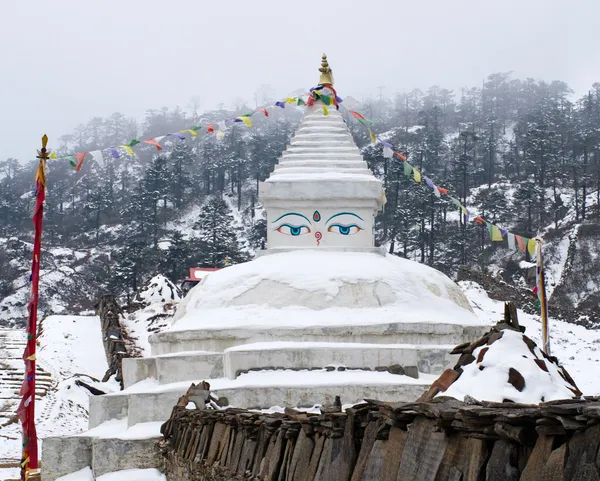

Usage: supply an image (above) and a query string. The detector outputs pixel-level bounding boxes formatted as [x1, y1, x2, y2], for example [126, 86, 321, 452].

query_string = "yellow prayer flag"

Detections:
[491, 225, 503, 241]
[369, 130, 377, 144]
[180, 129, 198, 137]
[528, 238, 537, 255]
[322, 105, 329, 116]
[285, 97, 297, 104]
[237, 116, 253, 127]
[50, 152, 57, 159]
[216, 130, 225, 140]
[120, 145, 135, 156]
[413, 169, 422, 183]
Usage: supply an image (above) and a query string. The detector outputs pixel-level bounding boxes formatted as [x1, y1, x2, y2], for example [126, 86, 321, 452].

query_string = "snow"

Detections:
[172, 250, 481, 331]
[56, 467, 94, 481]
[55, 467, 166, 481]
[460, 280, 600, 396]
[133, 275, 180, 306]
[38, 315, 108, 380]
[441, 329, 576, 403]
[118, 369, 435, 396]
[224, 341, 456, 351]
[97, 469, 166, 481]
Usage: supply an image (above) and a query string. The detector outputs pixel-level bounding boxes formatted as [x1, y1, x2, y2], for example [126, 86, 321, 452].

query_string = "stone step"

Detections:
[273, 165, 371, 175]
[122, 341, 453, 388]
[89, 369, 433, 428]
[42, 421, 162, 481]
[281, 152, 363, 161]
[276, 160, 368, 169]
[222, 342, 456, 379]
[122, 351, 224, 388]
[149, 322, 488, 356]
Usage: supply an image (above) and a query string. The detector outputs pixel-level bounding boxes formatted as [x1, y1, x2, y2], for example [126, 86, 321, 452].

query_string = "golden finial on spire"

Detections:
[318, 53, 334, 86]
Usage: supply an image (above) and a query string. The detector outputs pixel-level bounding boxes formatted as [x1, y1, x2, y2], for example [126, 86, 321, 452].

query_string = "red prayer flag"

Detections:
[350, 110, 366, 120]
[516, 235, 527, 252]
[437, 187, 448, 195]
[260, 108, 269, 117]
[206, 124, 215, 133]
[74, 152, 87, 172]
[395, 151, 407, 161]
[142, 139, 163, 151]
[474, 216, 486, 225]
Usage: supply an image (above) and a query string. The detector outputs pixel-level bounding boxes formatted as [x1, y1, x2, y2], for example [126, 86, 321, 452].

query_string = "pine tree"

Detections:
[193, 197, 247, 267]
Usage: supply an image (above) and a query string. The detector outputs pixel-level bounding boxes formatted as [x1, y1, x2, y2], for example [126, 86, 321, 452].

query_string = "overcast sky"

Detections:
[1, 0, 598, 162]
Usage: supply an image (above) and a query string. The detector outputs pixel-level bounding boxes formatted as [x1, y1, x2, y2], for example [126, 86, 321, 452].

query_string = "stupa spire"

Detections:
[318, 53, 334, 86]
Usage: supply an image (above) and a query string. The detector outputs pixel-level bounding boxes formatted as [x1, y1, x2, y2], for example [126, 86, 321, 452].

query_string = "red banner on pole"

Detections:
[19, 136, 48, 479]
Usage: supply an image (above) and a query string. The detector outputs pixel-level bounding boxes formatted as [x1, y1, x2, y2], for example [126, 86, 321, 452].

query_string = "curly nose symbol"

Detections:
[315, 231, 322, 246]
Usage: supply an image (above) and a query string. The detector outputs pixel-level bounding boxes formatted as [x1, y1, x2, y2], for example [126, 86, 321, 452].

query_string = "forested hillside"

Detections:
[1, 73, 599, 327]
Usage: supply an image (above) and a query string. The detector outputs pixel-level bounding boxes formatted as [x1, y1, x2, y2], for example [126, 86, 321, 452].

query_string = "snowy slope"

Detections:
[0, 315, 119, 467]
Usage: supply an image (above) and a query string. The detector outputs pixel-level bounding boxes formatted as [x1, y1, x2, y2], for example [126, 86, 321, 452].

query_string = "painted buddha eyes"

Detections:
[277, 224, 311, 236]
[328, 224, 362, 236]
[273, 212, 364, 238]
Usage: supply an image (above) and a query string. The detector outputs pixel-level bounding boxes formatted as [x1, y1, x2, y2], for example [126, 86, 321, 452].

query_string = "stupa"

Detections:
[43, 56, 488, 480]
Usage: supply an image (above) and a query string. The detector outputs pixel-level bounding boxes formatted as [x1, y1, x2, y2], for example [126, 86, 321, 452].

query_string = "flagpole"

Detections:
[536, 239, 551, 356]
[19, 135, 49, 480]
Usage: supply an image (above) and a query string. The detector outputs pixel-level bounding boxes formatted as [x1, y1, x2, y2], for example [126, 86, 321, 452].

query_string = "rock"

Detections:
[387, 364, 405, 375]
[508, 368, 525, 392]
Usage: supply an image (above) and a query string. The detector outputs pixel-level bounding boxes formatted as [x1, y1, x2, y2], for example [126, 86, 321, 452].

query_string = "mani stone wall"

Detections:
[159, 396, 600, 481]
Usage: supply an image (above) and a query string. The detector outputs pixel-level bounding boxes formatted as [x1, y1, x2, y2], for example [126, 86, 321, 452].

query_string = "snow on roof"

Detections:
[171, 250, 480, 331]
[440, 328, 581, 404]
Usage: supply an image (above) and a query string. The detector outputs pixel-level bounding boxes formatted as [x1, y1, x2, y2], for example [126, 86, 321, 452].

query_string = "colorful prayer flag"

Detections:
[322, 106, 329, 116]
[285, 97, 296, 104]
[168, 132, 186, 140]
[143, 139, 163, 150]
[124, 139, 140, 148]
[107, 148, 120, 159]
[190, 125, 202, 132]
[413, 169, 421, 183]
[216, 130, 225, 140]
[297, 98, 306, 106]
[516, 235, 527, 252]
[74, 152, 87, 172]
[528, 238, 537, 256]
[260, 108, 269, 117]
[180, 129, 198, 137]
[383, 146, 393, 159]
[403, 162, 413, 178]
[437, 187, 448, 195]
[120, 145, 135, 156]
[206, 124, 215, 133]
[474, 216, 486, 225]
[275, 101, 285, 108]
[350, 110, 366, 120]
[369, 130, 377, 144]
[237, 116, 253, 127]
[395, 151, 407, 161]
[491, 224, 503, 241]
[507, 232, 516, 250]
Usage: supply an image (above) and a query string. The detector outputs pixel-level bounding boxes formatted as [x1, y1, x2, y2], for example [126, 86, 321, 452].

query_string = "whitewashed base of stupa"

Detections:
[43, 321, 487, 480]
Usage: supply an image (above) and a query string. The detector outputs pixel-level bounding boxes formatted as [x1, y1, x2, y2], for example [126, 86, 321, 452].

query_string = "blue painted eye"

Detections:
[327, 224, 362, 236]
[276, 224, 311, 236]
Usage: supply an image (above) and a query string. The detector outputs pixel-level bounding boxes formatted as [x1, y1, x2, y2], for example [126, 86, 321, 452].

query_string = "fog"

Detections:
[1, 0, 598, 161]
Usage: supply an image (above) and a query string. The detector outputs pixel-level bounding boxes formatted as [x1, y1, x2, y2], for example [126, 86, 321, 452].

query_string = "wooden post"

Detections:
[19, 135, 49, 479]
[536, 239, 550, 355]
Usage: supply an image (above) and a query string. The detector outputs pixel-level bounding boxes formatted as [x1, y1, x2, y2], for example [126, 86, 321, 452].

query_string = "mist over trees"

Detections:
[1, 73, 599, 302]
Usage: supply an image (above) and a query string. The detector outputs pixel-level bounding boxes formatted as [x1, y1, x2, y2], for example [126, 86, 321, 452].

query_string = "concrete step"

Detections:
[149, 322, 488, 356]
[89, 369, 433, 428]
[123, 341, 455, 387]
[122, 351, 224, 388]
[222, 342, 456, 379]
[42, 421, 162, 481]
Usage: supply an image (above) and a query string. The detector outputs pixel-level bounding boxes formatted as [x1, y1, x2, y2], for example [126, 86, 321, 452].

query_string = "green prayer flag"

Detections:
[320, 94, 331, 105]
[126, 139, 140, 147]
[68, 156, 76, 168]
[297, 98, 305, 106]
[191, 125, 202, 131]
[403, 161, 413, 178]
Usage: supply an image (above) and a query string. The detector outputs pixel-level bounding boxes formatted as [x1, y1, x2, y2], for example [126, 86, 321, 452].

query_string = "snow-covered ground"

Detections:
[460, 280, 600, 396]
[0, 315, 119, 477]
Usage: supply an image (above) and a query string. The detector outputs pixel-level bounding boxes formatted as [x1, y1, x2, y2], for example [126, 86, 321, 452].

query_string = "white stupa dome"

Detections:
[171, 250, 477, 332]
[168, 55, 482, 335]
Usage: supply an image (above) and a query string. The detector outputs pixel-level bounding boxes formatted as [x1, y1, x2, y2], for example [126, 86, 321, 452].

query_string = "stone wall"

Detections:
[96, 295, 131, 386]
[160, 397, 600, 481]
